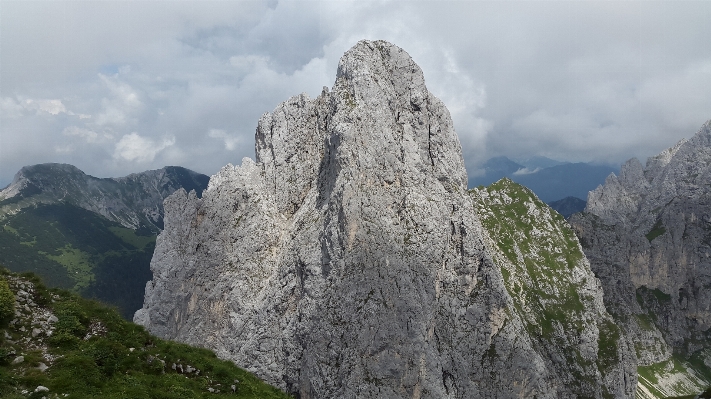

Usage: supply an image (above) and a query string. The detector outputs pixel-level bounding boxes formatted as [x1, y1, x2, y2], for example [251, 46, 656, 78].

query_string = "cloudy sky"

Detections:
[2, 1, 710, 187]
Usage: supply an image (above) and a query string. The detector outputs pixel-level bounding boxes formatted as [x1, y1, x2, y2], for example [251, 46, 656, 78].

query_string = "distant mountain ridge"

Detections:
[469, 156, 618, 203]
[516, 155, 568, 170]
[0, 163, 210, 318]
[548, 196, 587, 218]
[0, 163, 209, 232]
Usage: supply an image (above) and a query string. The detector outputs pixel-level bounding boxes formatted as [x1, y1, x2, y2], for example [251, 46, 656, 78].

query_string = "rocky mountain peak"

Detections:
[572, 119, 711, 397]
[136, 40, 633, 398]
[586, 119, 711, 226]
[1, 163, 83, 199]
[252, 40, 466, 217]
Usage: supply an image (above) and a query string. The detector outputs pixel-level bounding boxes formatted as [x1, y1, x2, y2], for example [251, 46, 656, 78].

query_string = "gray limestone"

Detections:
[572, 120, 711, 364]
[136, 40, 632, 398]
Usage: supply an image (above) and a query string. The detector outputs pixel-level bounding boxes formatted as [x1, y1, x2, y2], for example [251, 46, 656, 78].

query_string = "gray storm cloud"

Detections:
[1, 1, 710, 186]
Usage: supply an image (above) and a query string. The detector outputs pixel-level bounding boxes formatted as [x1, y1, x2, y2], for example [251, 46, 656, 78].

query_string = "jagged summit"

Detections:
[136, 40, 633, 398]
[572, 119, 711, 397]
[586, 119, 711, 226]
[250, 40, 467, 217]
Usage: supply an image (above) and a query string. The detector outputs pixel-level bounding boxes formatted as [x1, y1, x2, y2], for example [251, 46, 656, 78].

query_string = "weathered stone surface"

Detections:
[571, 120, 711, 396]
[136, 40, 632, 398]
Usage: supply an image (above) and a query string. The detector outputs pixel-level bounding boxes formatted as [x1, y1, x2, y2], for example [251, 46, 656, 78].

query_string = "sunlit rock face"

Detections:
[136, 40, 634, 399]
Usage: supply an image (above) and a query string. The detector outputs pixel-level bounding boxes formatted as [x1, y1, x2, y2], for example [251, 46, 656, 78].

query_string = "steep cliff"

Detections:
[571, 120, 711, 397]
[136, 40, 633, 398]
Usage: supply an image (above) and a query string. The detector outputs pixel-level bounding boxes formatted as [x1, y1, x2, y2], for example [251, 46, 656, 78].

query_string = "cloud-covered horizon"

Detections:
[2, 1, 711, 186]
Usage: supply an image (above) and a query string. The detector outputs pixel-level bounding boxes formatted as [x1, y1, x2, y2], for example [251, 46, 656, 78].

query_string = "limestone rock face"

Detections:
[136, 40, 632, 398]
[571, 120, 711, 395]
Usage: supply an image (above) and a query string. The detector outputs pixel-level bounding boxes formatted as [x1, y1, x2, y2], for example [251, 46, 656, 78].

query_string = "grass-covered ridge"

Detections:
[637, 354, 711, 399]
[471, 179, 589, 324]
[0, 269, 291, 399]
[471, 178, 624, 396]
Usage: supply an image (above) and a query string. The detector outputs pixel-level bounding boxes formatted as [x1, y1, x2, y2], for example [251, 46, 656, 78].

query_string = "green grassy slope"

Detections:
[0, 270, 291, 399]
[471, 178, 625, 397]
[0, 203, 155, 319]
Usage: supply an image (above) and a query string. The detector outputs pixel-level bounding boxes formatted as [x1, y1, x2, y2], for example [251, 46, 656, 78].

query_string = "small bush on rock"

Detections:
[0, 278, 14, 325]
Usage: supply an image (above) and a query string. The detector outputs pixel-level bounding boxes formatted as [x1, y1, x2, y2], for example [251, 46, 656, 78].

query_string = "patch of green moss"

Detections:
[635, 313, 656, 331]
[597, 319, 621, 372]
[637, 355, 711, 399]
[342, 90, 357, 109]
[2, 225, 18, 236]
[637, 285, 672, 304]
[0, 278, 14, 325]
[46, 245, 95, 290]
[646, 219, 666, 242]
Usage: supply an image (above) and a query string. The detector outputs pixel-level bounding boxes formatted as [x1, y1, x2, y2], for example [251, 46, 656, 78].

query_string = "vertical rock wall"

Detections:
[571, 121, 711, 396]
[136, 40, 633, 398]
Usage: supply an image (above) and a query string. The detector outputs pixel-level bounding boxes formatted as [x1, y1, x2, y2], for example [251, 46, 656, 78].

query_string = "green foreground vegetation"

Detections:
[0, 270, 290, 399]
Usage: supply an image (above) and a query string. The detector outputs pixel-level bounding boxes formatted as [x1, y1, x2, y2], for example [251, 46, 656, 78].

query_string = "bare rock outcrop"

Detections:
[571, 120, 711, 396]
[136, 40, 633, 398]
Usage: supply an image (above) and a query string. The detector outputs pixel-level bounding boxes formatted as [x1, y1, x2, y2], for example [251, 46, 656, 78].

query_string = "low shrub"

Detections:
[0, 278, 14, 325]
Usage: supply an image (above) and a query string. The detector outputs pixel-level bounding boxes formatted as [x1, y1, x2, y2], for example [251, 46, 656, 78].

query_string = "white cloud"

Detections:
[512, 167, 541, 176]
[1, 96, 92, 120]
[95, 74, 142, 126]
[16, 98, 68, 115]
[54, 144, 73, 154]
[208, 129, 240, 151]
[63, 126, 99, 143]
[229, 55, 269, 73]
[113, 133, 175, 163]
[36, 99, 67, 115]
[2, 0, 711, 186]
[0, 97, 24, 118]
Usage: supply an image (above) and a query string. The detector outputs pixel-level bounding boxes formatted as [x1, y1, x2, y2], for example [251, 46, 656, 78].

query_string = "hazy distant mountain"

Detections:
[471, 156, 525, 186]
[516, 155, 568, 170]
[469, 156, 618, 202]
[514, 162, 619, 202]
[548, 196, 587, 218]
[0, 163, 210, 318]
